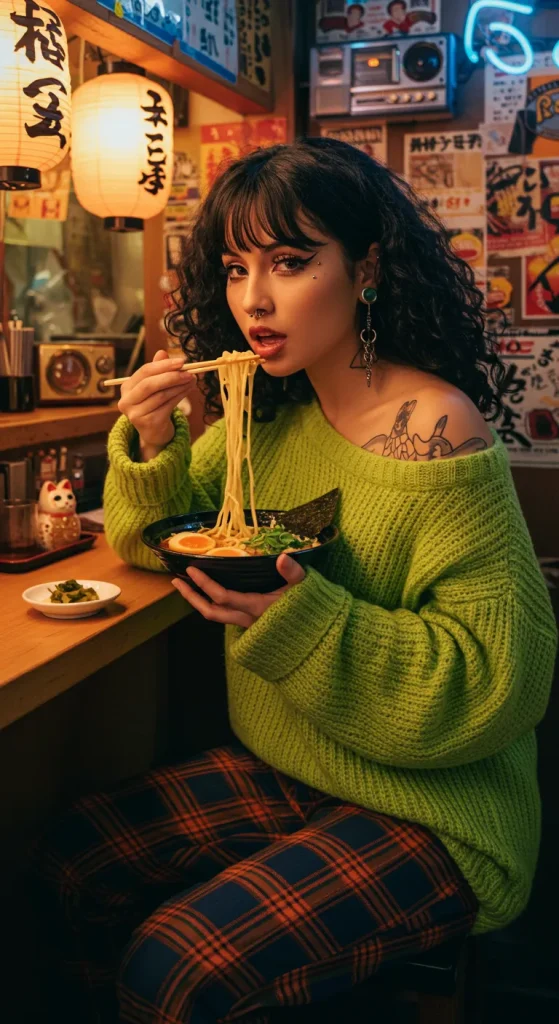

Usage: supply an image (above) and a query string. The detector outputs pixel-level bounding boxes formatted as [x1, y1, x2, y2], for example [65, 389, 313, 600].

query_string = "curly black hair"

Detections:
[167, 136, 509, 422]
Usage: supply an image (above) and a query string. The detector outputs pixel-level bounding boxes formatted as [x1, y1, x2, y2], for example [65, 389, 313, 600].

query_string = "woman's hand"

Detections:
[171, 553, 306, 628]
[118, 349, 194, 461]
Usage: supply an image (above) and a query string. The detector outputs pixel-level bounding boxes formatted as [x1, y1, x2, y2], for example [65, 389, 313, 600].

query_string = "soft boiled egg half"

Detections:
[166, 532, 248, 556]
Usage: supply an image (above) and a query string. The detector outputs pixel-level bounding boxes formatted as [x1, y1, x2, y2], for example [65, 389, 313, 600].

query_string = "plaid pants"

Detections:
[32, 744, 478, 1024]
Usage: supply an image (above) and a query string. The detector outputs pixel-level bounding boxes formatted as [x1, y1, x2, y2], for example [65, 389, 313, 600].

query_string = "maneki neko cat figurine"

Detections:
[37, 479, 81, 550]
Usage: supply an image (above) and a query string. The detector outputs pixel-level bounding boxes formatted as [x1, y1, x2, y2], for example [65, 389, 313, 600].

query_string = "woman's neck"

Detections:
[305, 333, 394, 428]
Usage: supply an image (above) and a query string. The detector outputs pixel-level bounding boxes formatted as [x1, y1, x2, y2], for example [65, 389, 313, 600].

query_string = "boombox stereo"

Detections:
[36, 342, 116, 404]
[310, 34, 457, 120]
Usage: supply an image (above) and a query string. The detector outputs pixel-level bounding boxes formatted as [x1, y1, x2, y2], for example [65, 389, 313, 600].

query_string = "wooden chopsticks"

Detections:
[102, 352, 263, 387]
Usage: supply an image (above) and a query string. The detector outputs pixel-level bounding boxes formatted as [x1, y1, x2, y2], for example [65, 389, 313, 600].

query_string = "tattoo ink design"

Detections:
[362, 400, 489, 460]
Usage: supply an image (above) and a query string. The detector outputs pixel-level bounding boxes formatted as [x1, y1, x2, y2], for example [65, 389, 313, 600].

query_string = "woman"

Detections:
[36, 138, 556, 1024]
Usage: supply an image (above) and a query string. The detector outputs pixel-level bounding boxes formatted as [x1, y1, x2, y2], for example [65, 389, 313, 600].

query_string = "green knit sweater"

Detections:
[104, 399, 557, 934]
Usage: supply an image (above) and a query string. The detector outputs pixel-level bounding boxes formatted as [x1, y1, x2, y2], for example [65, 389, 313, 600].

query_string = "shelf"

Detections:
[51, 0, 273, 114]
[0, 403, 120, 452]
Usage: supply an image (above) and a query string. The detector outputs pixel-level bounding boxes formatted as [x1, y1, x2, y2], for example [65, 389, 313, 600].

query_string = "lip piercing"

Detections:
[312, 275, 317, 279]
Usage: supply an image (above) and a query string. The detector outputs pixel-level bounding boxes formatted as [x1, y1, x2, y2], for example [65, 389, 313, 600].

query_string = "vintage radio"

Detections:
[35, 342, 116, 404]
[310, 34, 457, 120]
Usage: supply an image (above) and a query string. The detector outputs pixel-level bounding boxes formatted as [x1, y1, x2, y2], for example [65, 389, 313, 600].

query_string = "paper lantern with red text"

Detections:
[0, 0, 71, 190]
[71, 61, 173, 231]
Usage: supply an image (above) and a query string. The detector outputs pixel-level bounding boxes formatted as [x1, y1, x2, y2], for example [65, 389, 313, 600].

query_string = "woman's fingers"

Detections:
[186, 567, 266, 616]
[172, 577, 255, 629]
[121, 369, 193, 408]
[124, 382, 192, 426]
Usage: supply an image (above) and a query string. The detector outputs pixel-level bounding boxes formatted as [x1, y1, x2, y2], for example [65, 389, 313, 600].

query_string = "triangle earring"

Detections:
[358, 287, 378, 387]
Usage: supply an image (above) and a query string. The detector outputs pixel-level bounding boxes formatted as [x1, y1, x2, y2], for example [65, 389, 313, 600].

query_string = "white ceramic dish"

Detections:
[22, 580, 121, 619]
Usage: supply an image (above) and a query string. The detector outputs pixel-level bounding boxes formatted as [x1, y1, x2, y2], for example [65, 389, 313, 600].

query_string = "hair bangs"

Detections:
[218, 167, 324, 254]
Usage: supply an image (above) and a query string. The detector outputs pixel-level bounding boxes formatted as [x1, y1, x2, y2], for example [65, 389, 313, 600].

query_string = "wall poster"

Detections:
[404, 131, 485, 220]
[200, 118, 287, 197]
[481, 53, 559, 159]
[237, 0, 272, 91]
[319, 124, 387, 163]
[315, 0, 440, 44]
[494, 333, 559, 465]
[486, 156, 553, 256]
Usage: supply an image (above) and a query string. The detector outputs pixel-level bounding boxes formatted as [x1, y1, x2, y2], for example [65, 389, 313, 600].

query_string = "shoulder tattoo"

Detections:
[362, 399, 489, 460]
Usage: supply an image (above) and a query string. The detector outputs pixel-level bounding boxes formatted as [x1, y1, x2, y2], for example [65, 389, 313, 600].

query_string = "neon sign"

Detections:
[463, 1, 559, 76]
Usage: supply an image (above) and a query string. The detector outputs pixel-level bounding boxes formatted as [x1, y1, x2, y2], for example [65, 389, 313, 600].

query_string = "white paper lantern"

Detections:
[71, 62, 173, 231]
[0, 0, 72, 190]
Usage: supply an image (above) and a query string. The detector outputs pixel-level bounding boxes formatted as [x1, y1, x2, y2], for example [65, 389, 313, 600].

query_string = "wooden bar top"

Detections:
[0, 535, 191, 730]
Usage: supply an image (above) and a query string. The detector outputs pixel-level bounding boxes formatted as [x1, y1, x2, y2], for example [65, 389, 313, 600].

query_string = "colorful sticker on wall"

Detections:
[97, 0, 144, 31]
[494, 332, 559, 465]
[447, 219, 487, 293]
[404, 132, 484, 223]
[237, 0, 272, 91]
[315, 0, 440, 44]
[487, 265, 515, 326]
[7, 164, 71, 222]
[522, 241, 559, 320]
[163, 126, 201, 271]
[319, 124, 387, 164]
[200, 118, 286, 197]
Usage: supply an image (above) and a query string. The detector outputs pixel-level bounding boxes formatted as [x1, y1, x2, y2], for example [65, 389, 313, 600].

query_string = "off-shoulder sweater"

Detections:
[104, 399, 557, 934]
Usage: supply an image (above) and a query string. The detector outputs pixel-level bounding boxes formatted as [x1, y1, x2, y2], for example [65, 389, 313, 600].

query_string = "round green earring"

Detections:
[361, 286, 377, 303]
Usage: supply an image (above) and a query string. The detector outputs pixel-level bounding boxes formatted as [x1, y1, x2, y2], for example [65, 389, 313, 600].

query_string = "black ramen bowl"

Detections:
[142, 510, 339, 594]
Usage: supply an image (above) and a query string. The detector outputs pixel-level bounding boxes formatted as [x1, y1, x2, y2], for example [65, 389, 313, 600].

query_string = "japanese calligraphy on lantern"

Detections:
[319, 124, 387, 164]
[200, 118, 286, 196]
[494, 333, 559, 465]
[180, 0, 238, 84]
[1, 0, 72, 183]
[404, 132, 485, 222]
[315, 0, 440, 44]
[485, 156, 559, 255]
[138, 88, 169, 197]
[237, 0, 271, 91]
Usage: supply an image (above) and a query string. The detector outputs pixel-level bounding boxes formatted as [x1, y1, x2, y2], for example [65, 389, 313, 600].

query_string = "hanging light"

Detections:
[0, 0, 72, 190]
[71, 60, 173, 231]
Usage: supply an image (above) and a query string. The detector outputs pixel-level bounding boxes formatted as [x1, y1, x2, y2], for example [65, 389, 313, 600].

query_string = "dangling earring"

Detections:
[359, 286, 378, 388]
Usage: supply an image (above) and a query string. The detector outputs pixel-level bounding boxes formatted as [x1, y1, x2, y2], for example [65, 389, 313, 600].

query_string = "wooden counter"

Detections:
[0, 402, 120, 451]
[0, 534, 191, 730]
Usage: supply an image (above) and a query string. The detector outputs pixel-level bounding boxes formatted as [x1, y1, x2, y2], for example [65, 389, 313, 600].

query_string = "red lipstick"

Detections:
[248, 326, 287, 359]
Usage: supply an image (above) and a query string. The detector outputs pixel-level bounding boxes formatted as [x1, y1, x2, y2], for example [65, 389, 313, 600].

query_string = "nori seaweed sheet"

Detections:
[277, 488, 339, 537]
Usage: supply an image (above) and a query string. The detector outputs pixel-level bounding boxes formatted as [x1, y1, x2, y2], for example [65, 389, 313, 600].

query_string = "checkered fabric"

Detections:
[32, 744, 478, 1023]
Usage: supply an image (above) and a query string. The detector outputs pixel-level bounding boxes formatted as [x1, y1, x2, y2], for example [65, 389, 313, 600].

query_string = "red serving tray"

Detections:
[0, 532, 97, 573]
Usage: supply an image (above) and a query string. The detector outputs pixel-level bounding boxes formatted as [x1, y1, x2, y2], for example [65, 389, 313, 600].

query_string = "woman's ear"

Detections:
[357, 242, 380, 291]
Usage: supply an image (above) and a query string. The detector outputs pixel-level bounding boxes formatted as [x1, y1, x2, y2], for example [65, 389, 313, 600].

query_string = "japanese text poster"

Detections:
[404, 131, 485, 220]
[494, 333, 559, 465]
[315, 0, 440, 44]
[200, 118, 287, 197]
[181, 0, 238, 83]
[483, 158, 552, 260]
[481, 53, 559, 158]
[319, 124, 387, 163]
[237, 0, 271, 91]
[404, 132, 486, 291]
